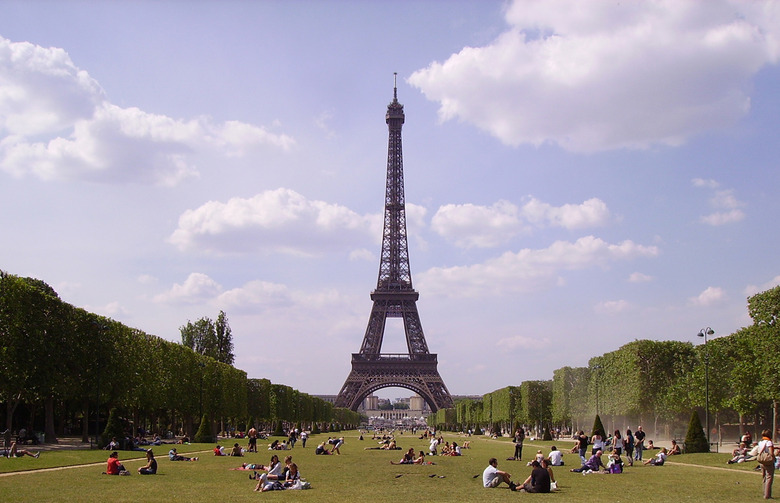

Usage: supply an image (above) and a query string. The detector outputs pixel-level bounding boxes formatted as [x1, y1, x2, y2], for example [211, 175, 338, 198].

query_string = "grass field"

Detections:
[0, 431, 769, 502]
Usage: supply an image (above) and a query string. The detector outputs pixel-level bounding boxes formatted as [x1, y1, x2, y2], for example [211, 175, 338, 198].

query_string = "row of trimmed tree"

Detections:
[0, 271, 360, 445]
[429, 286, 780, 443]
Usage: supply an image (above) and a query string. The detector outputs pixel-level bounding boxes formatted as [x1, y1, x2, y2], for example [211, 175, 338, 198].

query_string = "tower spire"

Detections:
[334, 78, 453, 413]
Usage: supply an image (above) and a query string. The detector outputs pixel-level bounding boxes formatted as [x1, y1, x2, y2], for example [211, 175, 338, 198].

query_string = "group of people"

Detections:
[249, 454, 306, 491]
[483, 457, 556, 493]
[314, 437, 344, 455]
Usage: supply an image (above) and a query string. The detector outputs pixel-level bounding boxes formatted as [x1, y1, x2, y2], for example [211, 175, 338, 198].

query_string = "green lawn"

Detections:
[0, 432, 768, 502]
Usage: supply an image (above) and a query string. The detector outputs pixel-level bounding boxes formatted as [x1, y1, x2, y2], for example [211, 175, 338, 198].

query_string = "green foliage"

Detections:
[101, 408, 124, 449]
[684, 410, 709, 453]
[748, 285, 780, 326]
[194, 414, 213, 443]
[591, 414, 605, 437]
[273, 420, 285, 436]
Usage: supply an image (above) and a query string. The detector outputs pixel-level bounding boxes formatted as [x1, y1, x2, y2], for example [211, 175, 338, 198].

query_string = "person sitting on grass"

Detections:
[570, 449, 606, 473]
[391, 447, 416, 465]
[259, 462, 302, 491]
[728, 443, 749, 464]
[483, 457, 516, 490]
[254, 455, 292, 491]
[230, 443, 243, 456]
[516, 460, 551, 493]
[606, 451, 624, 473]
[138, 449, 157, 475]
[644, 447, 667, 466]
[449, 442, 462, 456]
[315, 441, 331, 455]
[168, 447, 198, 461]
[213, 445, 227, 456]
[547, 446, 564, 466]
[668, 440, 682, 455]
[1, 441, 40, 458]
[105, 451, 129, 475]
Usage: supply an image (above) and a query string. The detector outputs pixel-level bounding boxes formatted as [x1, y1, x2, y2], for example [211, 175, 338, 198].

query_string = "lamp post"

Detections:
[697, 327, 714, 447]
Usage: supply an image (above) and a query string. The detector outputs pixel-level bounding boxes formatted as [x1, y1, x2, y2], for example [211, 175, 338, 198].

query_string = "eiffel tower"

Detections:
[335, 75, 454, 412]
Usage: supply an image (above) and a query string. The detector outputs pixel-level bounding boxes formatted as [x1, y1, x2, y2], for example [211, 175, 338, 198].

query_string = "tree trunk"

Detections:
[44, 396, 58, 444]
[81, 401, 90, 443]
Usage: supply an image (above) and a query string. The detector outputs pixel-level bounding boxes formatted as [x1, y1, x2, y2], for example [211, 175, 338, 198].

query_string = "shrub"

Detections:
[194, 414, 213, 443]
[684, 411, 709, 453]
[591, 414, 606, 438]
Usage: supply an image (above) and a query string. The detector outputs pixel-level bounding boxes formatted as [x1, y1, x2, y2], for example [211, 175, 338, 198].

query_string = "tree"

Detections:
[684, 410, 709, 453]
[591, 414, 606, 438]
[181, 311, 235, 365]
[748, 285, 780, 326]
[181, 317, 216, 358]
[215, 310, 235, 365]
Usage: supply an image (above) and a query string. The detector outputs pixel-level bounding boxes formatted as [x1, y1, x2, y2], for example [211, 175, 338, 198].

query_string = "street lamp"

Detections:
[697, 327, 714, 447]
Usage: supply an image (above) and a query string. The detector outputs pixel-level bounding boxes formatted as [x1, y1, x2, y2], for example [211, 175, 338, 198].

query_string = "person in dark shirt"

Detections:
[518, 461, 551, 493]
[138, 449, 158, 474]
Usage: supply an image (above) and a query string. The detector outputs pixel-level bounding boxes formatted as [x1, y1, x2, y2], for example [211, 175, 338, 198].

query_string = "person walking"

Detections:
[513, 428, 525, 460]
[624, 429, 635, 466]
[757, 429, 775, 499]
[634, 426, 646, 462]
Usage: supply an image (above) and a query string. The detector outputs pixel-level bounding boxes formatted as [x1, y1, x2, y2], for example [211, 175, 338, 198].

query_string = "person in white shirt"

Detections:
[483, 457, 516, 490]
[643, 447, 667, 466]
[547, 446, 564, 466]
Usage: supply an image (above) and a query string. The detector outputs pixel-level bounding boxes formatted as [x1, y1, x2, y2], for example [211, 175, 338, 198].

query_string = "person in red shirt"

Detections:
[106, 451, 127, 475]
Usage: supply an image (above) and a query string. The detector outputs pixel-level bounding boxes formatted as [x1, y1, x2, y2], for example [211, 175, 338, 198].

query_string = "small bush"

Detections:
[684, 410, 709, 453]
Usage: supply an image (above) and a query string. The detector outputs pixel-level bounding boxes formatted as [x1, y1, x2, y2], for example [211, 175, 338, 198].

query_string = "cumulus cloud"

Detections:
[521, 197, 610, 229]
[431, 197, 610, 248]
[628, 272, 653, 283]
[0, 36, 293, 185]
[169, 188, 378, 255]
[431, 200, 521, 248]
[153, 272, 223, 304]
[217, 280, 293, 313]
[689, 286, 726, 307]
[418, 235, 659, 297]
[408, 0, 779, 152]
[692, 178, 720, 189]
[694, 179, 746, 225]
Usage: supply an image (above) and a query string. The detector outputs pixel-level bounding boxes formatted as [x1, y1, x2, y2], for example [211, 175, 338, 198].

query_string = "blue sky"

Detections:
[2, 0, 779, 400]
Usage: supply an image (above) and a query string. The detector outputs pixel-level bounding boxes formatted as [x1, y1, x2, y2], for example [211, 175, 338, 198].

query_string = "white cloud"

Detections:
[408, 0, 779, 152]
[0, 37, 103, 136]
[692, 178, 720, 189]
[628, 272, 653, 283]
[521, 197, 610, 229]
[744, 275, 780, 296]
[418, 235, 659, 297]
[595, 299, 631, 314]
[153, 272, 223, 304]
[689, 286, 726, 307]
[217, 280, 293, 313]
[697, 186, 746, 226]
[431, 200, 521, 248]
[0, 36, 293, 185]
[169, 188, 377, 255]
[431, 197, 610, 248]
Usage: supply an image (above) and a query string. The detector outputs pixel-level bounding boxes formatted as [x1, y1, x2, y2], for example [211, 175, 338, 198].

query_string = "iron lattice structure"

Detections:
[335, 77, 454, 412]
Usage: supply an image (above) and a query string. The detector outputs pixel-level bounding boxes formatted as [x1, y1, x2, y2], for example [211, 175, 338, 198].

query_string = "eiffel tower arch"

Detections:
[335, 75, 453, 412]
